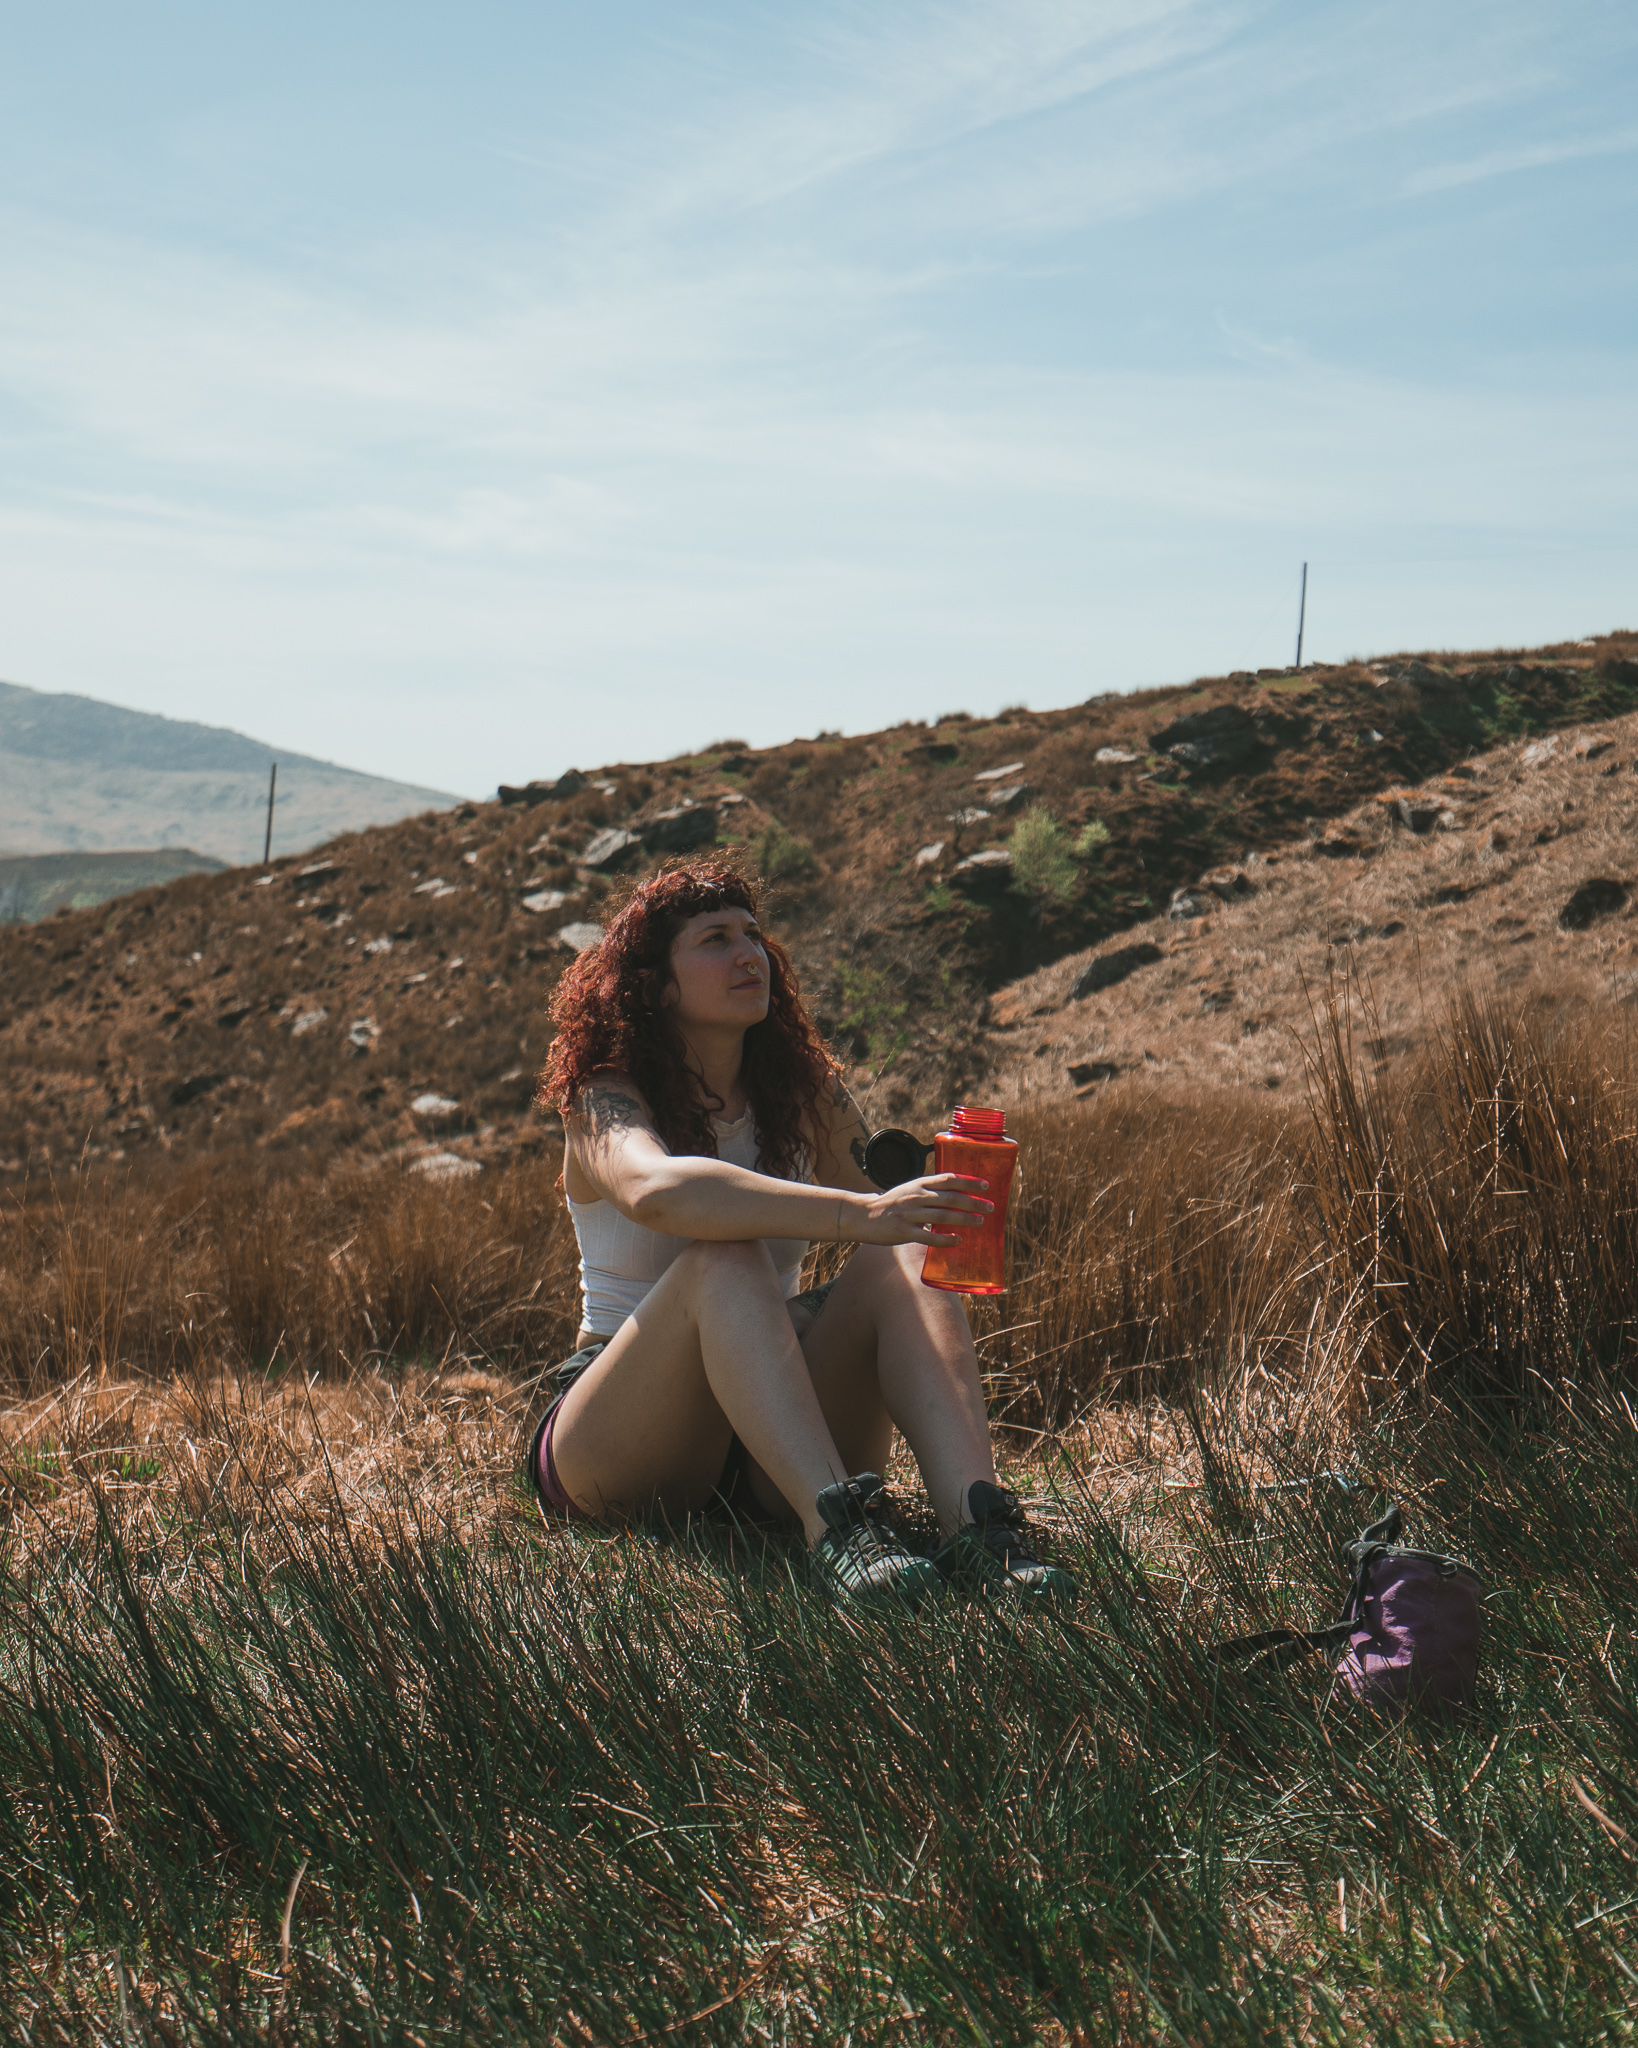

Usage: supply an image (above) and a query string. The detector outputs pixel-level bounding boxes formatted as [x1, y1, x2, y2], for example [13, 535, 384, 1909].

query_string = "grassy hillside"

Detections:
[0, 630, 1634, 1180]
[0, 677, 457, 863]
[0, 847, 226, 924]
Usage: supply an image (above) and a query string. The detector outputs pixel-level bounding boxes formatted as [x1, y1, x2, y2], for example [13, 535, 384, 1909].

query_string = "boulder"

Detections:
[413, 1151, 482, 1179]
[1521, 735, 1559, 768]
[948, 806, 991, 828]
[641, 804, 717, 855]
[499, 768, 589, 807]
[915, 842, 945, 868]
[1168, 888, 1211, 920]
[1394, 798, 1444, 834]
[556, 921, 605, 952]
[974, 761, 1026, 783]
[1200, 868, 1254, 902]
[952, 848, 1013, 891]
[988, 783, 1033, 814]
[1149, 702, 1264, 772]
[1559, 879, 1628, 931]
[521, 888, 569, 914]
[1095, 746, 1138, 764]
[1069, 942, 1163, 1000]
[582, 827, 641, 872]
[169, 1073, 223, 1107]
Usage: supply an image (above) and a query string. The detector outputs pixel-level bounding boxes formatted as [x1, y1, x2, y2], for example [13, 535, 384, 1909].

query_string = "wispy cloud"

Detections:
[0, 1, 1633, 790]
[1405, 125, 1638, 195]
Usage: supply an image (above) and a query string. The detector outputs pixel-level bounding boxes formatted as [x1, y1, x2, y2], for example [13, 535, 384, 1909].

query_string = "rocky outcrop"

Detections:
[1394, 797, 1449, 834]
[1148, 701, 1306, 774]
[499, 769, 589, 807]
[986, 783, 1033, 814]
[952, 849, 1013, 892]
[641, 804, 717, 855]
[582, 827, 642, 872]
[1068, 1060, 1120, 1086]
[1069, 942, 1162, 1000]
[1559, 879, 1628, 930]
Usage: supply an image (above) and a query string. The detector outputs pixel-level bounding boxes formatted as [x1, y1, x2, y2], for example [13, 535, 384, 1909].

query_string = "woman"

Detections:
[528, 857, 1071, 1606]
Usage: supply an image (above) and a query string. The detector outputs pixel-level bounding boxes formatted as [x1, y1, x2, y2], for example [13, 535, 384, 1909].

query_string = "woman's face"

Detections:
[664, 905, 771, 1033]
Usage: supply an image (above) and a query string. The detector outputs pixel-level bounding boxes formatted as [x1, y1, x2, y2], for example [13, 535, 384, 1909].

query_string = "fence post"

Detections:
[263, 763, 277, 865]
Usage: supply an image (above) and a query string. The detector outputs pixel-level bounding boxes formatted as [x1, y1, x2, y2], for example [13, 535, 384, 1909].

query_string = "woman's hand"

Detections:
[852, 1174, 993, 1247]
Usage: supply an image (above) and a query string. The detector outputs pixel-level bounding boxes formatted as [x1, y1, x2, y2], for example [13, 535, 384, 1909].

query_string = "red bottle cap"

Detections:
[949, 1105, 1006, 1139]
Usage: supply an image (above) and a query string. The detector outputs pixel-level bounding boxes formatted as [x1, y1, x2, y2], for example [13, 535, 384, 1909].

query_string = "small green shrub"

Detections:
[1074, 819, 1110, 857]
[1010, 806, 1078, 904]
[747, 821, 817, 883]
[835, 961, 909, 1070]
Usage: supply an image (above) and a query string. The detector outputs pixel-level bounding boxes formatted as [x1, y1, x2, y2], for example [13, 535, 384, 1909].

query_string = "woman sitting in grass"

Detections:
[528, 856, 1072, 1606]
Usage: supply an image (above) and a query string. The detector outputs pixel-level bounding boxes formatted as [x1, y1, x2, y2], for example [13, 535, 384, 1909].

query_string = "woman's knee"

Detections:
[864, 1239, 939, 1289]
[673, 1237, 780, 1290]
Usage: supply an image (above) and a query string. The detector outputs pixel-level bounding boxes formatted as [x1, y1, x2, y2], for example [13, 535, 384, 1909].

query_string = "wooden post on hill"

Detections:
[263, 763, 277, 866]
[1295, 562, 1308, 669]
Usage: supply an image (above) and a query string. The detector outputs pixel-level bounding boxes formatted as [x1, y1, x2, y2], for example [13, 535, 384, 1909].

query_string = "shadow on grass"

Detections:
[4, 1389, 1638, 2043]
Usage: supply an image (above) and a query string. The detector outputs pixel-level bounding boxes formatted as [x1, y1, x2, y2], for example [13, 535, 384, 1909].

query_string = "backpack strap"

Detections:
[1211, 1502, 1407, 1670]
[1211, 1621, 1355, 1670]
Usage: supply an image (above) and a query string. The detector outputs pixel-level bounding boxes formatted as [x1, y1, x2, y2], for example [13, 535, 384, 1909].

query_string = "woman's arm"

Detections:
[568, 1076, 986, 1248]
[808, 1076, 879, 1195]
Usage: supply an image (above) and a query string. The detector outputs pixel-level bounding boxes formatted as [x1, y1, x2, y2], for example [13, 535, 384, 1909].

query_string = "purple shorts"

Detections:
[529, 1393, 593, 1521]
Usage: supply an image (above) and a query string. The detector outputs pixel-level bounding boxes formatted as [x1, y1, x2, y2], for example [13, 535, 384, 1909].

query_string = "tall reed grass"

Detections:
[4, 1389, 1638, 2040]
[5, 990, 1636, 1423]
[4, 990, 1638, 2037]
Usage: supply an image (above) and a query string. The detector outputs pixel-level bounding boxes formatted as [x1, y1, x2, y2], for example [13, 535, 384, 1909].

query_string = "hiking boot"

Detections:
[810, 1474, 943, 1609]
[934, 1481, 1078, 1600]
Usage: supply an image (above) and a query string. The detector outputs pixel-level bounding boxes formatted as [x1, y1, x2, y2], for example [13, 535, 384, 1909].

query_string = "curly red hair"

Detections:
[539, 857, 838, 1179]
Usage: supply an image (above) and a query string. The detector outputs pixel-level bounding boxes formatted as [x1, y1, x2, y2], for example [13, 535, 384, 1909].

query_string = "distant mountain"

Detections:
[0, 679, 458, 864]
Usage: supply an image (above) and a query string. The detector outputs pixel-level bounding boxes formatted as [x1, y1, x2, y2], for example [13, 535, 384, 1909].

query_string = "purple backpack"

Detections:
[1215, 1504, 1483, 1713]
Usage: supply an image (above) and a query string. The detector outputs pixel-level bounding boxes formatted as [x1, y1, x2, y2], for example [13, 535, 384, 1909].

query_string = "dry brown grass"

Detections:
[0, 1152, 581, 1394]
[5, 984, 1634, 1559]
[4, 990, 1638, 2041]
[993, 703, 1638, 1104]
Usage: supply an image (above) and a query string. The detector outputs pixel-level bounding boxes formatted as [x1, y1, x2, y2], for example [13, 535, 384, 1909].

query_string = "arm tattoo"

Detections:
[831, 1075, 872, 1180]
[575, 1085, 647, 1138]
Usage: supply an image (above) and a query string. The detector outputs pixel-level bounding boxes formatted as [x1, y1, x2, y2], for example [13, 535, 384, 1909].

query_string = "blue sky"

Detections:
[1, 2, 1634, 796]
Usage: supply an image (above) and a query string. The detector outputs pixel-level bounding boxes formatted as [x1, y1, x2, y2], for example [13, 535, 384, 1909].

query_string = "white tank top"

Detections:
[567, 1107, 810, 1338]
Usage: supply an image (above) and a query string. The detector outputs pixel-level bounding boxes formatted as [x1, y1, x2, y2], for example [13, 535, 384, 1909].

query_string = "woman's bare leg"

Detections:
[548, 1238, 846, 1542]
[749, 1242, 998, 1536]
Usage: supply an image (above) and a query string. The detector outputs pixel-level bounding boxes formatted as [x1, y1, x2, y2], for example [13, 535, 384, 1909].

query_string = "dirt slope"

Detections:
[2, 629, 1633, 1180]
[988, 709, 1638, 1105]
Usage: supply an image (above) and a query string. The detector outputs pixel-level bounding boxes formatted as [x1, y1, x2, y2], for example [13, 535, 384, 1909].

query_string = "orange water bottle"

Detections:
[920, 1105, 1017, 1296]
